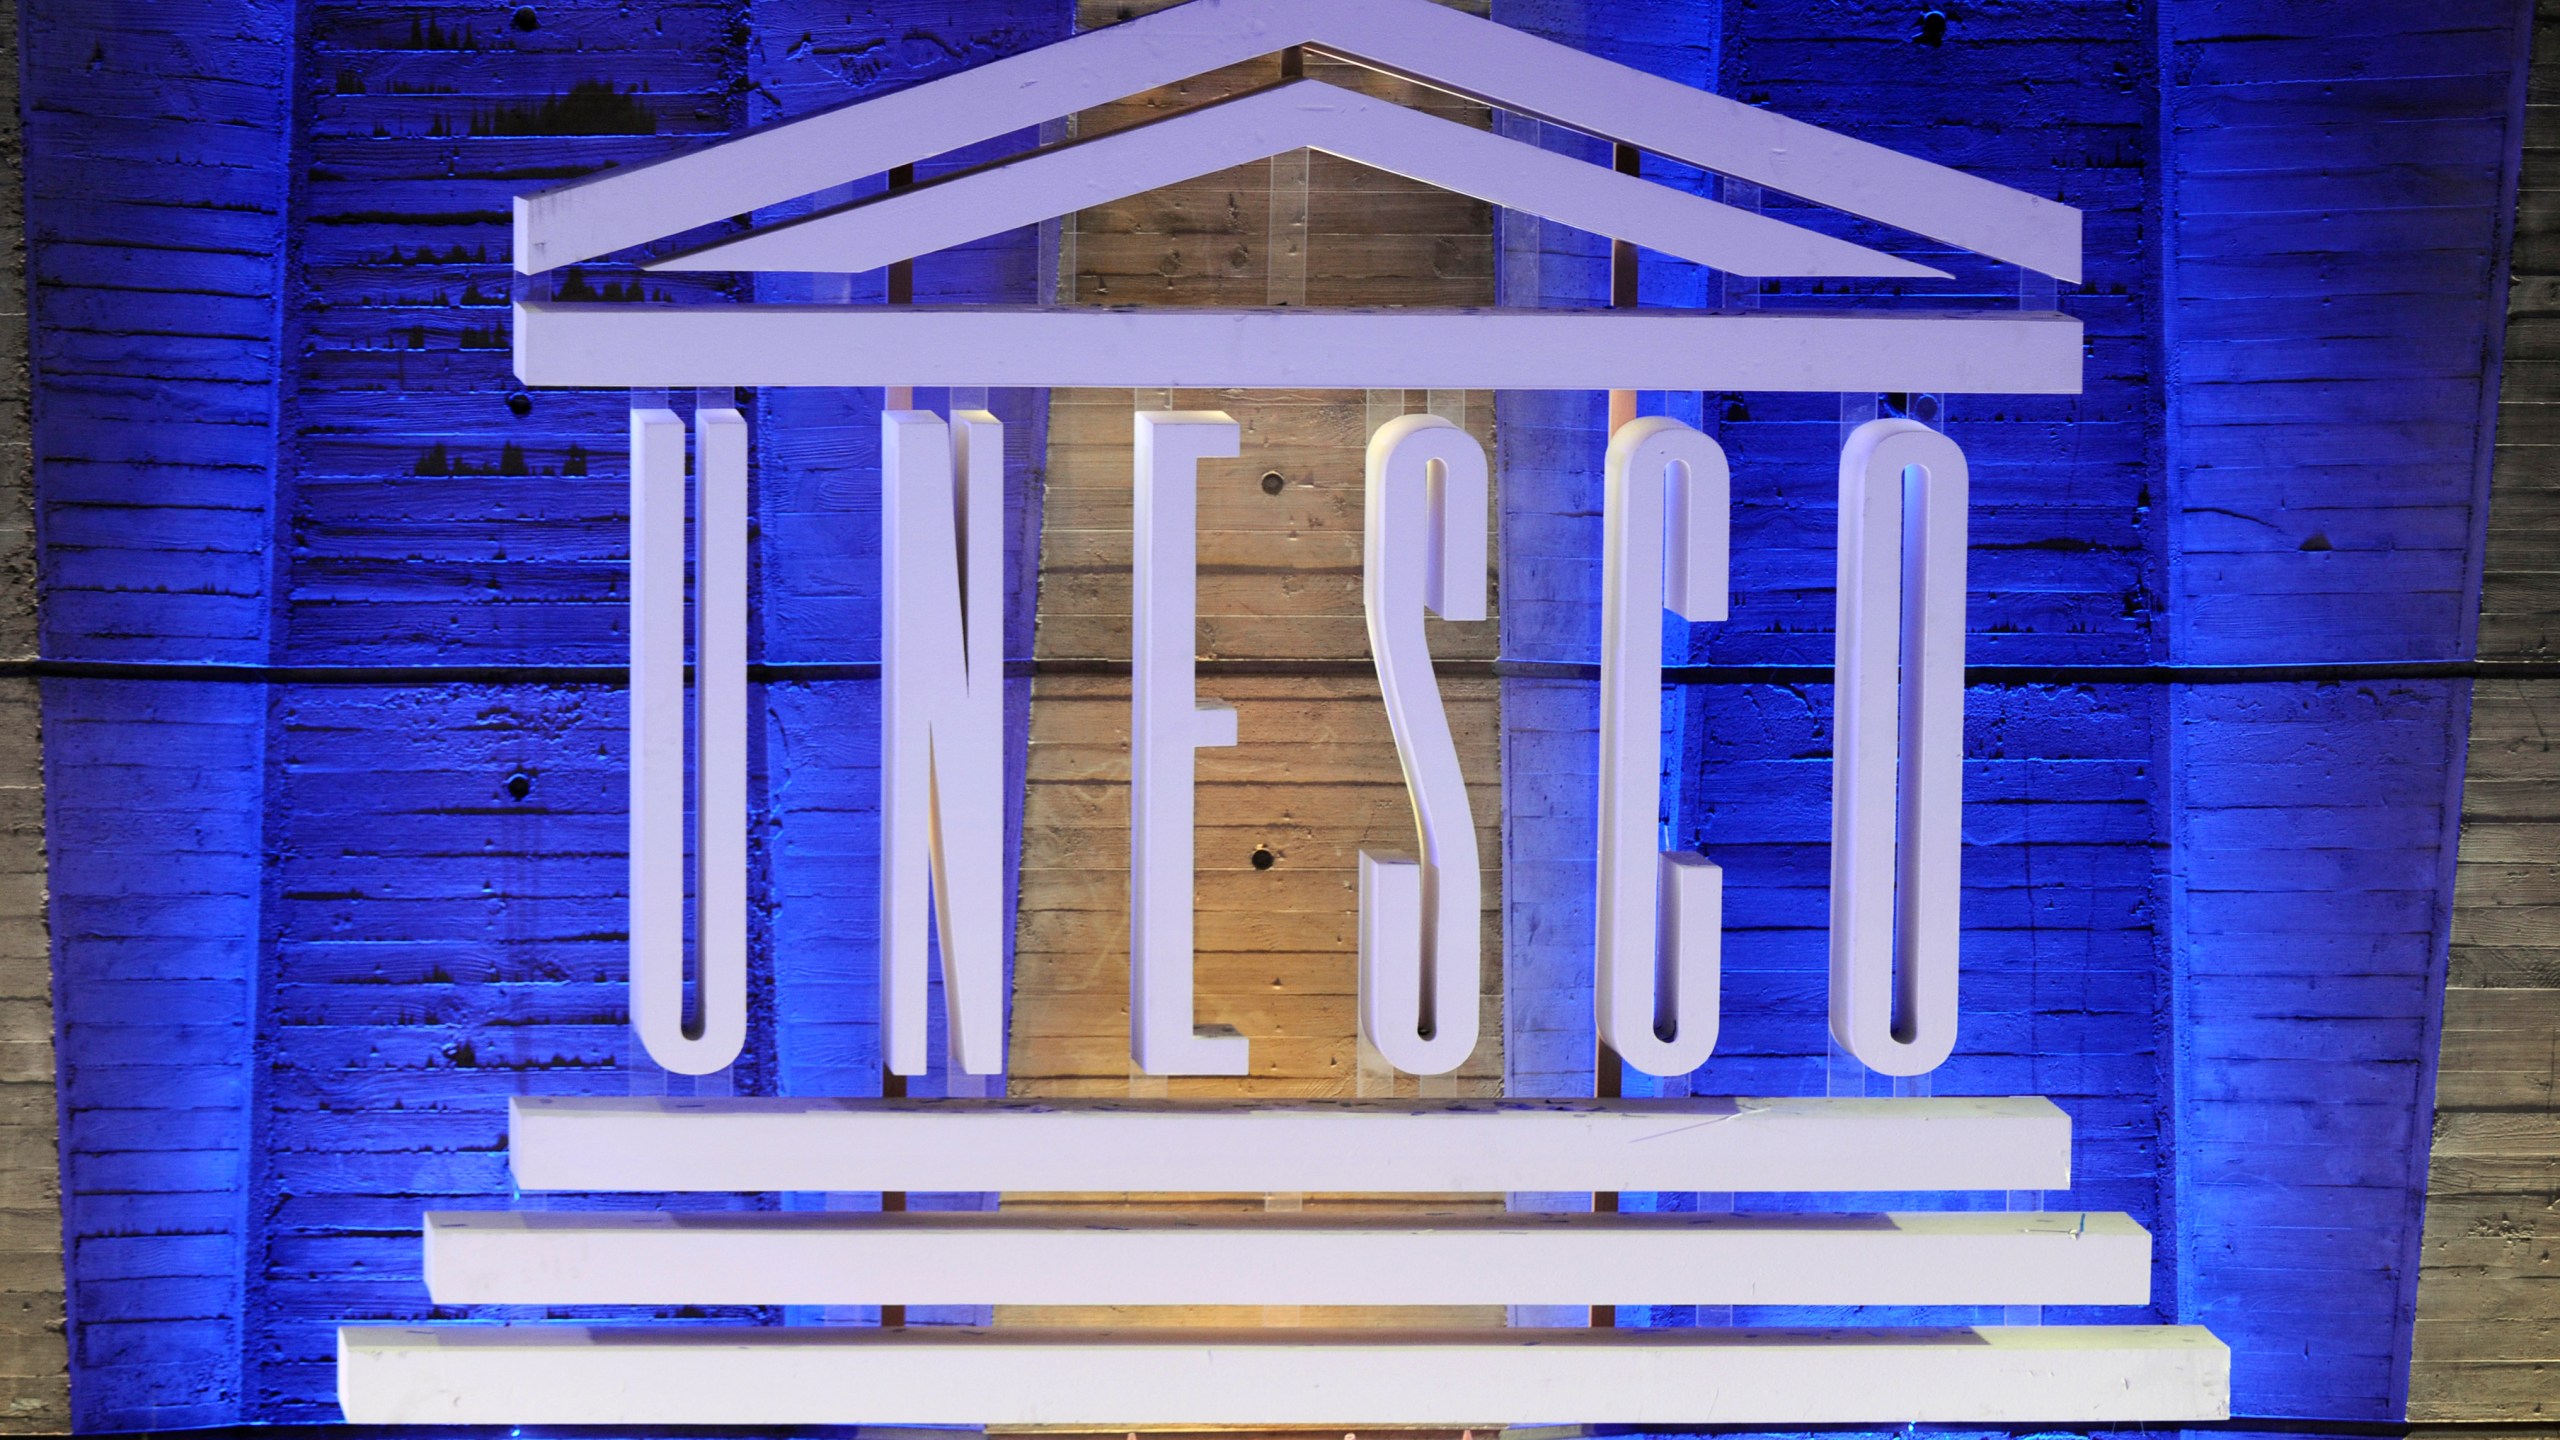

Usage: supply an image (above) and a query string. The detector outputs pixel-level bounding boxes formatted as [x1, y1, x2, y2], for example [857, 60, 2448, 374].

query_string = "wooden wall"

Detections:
[27, 0, 311, 1418]
[0, 0, 66, 1421]
[1000, 0, 1508, 1332]
[2414, 0, 2560, 1416]
[2154, 0, 2530, 1416]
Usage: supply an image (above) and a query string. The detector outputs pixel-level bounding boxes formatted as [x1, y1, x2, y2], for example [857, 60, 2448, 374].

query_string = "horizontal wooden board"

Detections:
[2419, 5, 2560, 1407]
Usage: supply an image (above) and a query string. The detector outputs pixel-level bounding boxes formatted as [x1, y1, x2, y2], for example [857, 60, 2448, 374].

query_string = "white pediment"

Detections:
[513, 0, 2080, 281]
[648, 80, 1945, 280]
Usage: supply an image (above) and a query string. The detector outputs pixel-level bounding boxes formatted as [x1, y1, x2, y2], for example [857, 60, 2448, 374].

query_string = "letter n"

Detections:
[882, 407, 1008, 1076]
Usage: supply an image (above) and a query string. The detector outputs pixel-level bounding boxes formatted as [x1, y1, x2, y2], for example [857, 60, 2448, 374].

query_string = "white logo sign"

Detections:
[337, 0, 2231, 1427]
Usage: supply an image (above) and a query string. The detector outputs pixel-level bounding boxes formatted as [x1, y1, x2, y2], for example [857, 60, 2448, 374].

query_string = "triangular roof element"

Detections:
[648, 80, 1944, 280]
[513, 0, 2080, 281]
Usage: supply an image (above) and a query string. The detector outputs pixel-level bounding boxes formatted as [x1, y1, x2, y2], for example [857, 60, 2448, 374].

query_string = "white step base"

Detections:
[337, 1323, 2230, 1426]
[424, 1208, 2151, 1308]
[508, 1094, 2070, 1194]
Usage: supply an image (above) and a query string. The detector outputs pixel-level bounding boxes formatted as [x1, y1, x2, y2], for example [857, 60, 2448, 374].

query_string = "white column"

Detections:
[1130, 411, 1248, 1076]
[1596, 417, 1729, 1078]
[1358, 414, 1486, 1076]
[881, 409, 1011, 1076]
[1830, 419, 1969, 1077]
[629, 400, 749, 1076]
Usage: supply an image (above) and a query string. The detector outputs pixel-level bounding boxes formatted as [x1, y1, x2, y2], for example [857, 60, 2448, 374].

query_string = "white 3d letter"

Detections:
[1830, 418, 1968, 1077]
[630, 401, 748, 1075]
[1131, 411, 1248, 1076]
[1597, 416, 1728, 1078]
[882, 408, 1009, 1076]
[1358, 415, 1487, 1076]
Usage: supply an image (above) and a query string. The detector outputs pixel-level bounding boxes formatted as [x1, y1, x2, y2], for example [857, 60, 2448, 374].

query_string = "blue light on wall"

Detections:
[25, 0, 2530, 1428]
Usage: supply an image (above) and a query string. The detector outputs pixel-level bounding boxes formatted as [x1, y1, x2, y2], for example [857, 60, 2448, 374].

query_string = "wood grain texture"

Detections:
[0, 0, 63, 1423]
[1059, 0, 1492, 312]
[1004, 2, 1505, 1334]
[22, 0, 291, 1423]
[2414, 1, 2560, 1422]
[0, 678, 57, 1430]
[2146, 0, 2528, 1418]
[2417, 687, 2560, 1348]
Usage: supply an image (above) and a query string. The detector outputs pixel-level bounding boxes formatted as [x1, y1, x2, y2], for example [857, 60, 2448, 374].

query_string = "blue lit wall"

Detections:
[1492, 0, 2525, 1421]
[31, 0, 294, 1420]
[2156, 7, 2525, 1415]
[24, 0, 2531, 1430]
[32, 0, 1062, 1424]
[1495, 0, 2175, 1349]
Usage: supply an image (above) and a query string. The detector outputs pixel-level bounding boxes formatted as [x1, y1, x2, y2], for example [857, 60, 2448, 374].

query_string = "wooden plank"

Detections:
[2427, 34, 2560, 1392]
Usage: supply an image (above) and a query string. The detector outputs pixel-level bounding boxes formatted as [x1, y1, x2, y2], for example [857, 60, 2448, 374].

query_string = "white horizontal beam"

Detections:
[513, 0, 2079, 280]
[651, 81, 1942, 281]
[338, 1323, 2231, 1425]
[508, 1095, 2071, 1194]
[512, 302, 2084, 394]
[424, 1209, 2150, 1308]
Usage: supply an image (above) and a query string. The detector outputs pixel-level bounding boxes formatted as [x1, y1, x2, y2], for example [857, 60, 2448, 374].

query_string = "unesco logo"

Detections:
[337, 0, 2229, 1426]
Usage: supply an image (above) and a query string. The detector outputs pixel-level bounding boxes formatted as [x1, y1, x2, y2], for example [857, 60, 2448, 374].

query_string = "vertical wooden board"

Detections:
[0, 677, 57, 1429]
[0, 0, 60, 1421]
[1006, 11, 1505, 1334]
[2420, 689, 2560, 1416]
[2415, 6, 2560, 1419]
[1039, 387, 1499, 663]
[24, 0, 277, 1422]
[1011, 672, 1502, 1099]
[1063, 1, 1493, 312]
